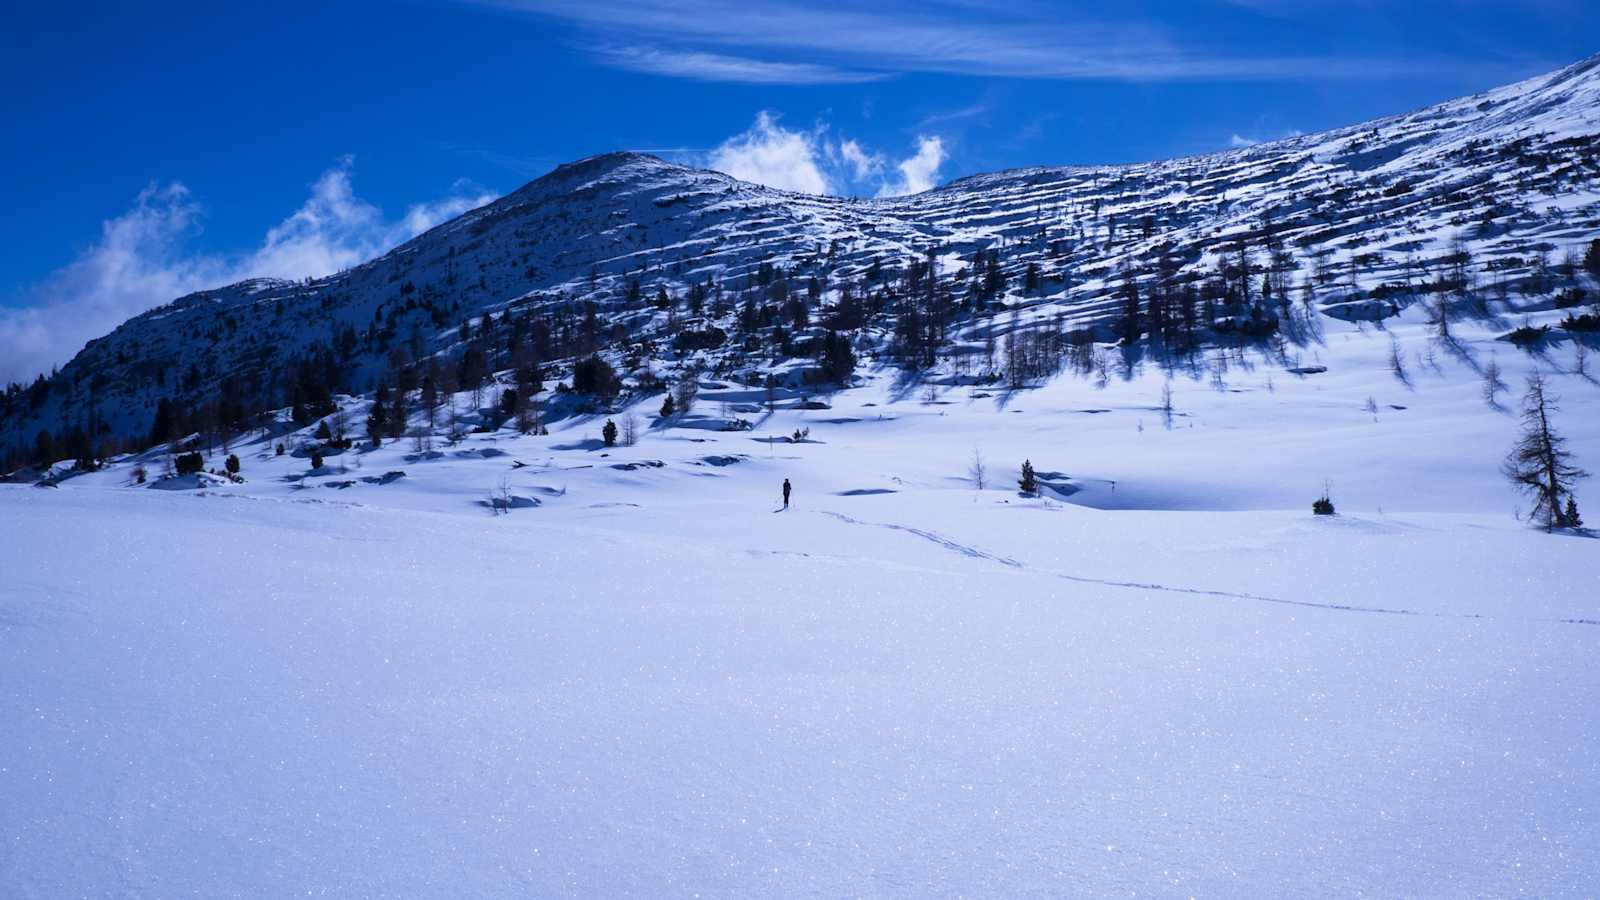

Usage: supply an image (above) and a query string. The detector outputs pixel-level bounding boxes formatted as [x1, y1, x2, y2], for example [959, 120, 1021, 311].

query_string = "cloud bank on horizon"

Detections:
[0, 161, 495, 384]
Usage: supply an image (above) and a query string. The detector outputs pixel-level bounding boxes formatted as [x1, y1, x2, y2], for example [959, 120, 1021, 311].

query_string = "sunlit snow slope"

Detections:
[4, 302, 1599, 895]
[5, 51, 1600, 899]
[5, 53, 1600, 450]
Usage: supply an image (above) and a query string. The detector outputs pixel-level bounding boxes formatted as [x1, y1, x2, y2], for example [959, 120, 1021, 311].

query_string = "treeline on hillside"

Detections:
[4, 233, 1599, 477]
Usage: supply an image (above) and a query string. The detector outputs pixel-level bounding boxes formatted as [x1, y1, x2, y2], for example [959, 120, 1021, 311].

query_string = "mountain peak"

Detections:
[545, 150, 681, 182]
[500, 151, 694, 204]
[5, 51, 1600, 465]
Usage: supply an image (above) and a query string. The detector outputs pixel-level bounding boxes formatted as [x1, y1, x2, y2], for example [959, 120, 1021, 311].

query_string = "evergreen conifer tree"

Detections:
[1503, 374, 1589, 530]
[366, 391, 389, 446]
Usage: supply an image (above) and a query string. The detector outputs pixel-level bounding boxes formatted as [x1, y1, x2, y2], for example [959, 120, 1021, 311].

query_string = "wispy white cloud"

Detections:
[589, 45, 887, 84]
[245, 160, 496, 279]
[0, 159, 496, 383]
[473, 0, 1464, 83]
[877, 136, 947, 197]
[704, 113, 947, 198]
[707, 112, 836, 194]
[398, 185, 498, 242]
[915, 103, 991, 129]
[0, 184, 225, 385]
[838, 139, 884, 180]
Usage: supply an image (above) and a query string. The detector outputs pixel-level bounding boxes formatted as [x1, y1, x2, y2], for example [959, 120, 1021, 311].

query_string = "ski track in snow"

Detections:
[821, 510, 1026, 568]
[820, 510, 1597, 627]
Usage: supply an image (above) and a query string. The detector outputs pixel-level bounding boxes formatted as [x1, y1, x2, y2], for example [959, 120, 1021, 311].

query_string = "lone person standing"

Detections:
[782, 478, 792, 509]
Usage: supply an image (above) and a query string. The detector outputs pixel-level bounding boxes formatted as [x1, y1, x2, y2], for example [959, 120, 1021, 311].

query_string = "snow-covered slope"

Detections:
[4, 340, 1599, 894]
[4, 54, 1599, 461]
[4, 55, 1600, 896]
[8, 265, 1600, 892]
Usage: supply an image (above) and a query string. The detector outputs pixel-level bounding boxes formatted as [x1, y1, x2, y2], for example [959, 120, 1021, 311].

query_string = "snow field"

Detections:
[3, 309, 1598, 896]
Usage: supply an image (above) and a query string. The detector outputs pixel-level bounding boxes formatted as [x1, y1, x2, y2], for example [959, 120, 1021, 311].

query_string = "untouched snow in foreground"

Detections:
[4, 309, 1600, 896]
[4, 499, 1598, 895]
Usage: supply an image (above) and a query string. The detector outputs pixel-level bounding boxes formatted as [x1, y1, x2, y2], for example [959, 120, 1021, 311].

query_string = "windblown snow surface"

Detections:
[4, 308, 1599, 896]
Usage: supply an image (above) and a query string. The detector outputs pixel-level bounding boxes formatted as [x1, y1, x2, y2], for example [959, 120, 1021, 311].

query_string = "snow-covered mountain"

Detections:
[6, 54, 1600, 897]
[4, 53, 1600, 466]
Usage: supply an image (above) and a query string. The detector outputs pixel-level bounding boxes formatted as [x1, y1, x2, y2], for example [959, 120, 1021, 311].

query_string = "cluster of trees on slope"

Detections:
[4, 98, 1599, 486]
[7, 232, 1600, 480]
[9, 72, 1600, 451]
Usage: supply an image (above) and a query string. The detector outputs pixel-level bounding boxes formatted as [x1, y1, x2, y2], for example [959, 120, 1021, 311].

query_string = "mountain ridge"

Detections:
[4, 51, 1600, 471]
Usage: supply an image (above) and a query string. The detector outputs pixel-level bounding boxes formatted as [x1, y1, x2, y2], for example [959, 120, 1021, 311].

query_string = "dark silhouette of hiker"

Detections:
[782, 478, 791, 508]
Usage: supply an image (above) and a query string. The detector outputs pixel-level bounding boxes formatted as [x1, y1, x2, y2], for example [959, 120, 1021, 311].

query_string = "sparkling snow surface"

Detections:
[4, 311, 1598, 896]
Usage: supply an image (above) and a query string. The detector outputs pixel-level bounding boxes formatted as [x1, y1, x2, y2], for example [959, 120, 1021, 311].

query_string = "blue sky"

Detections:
[0, 0, 1594, 380]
